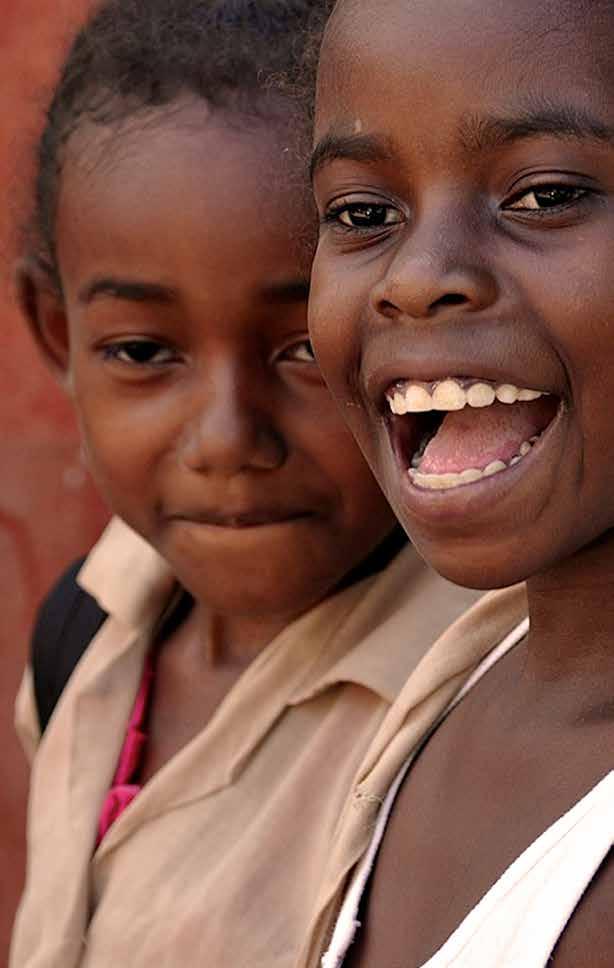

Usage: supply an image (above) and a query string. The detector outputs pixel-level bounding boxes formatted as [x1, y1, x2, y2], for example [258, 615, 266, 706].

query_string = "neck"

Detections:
[191, 606, 297, 669]
[179, 529, 405, 669]
[524, 529, 614, 688]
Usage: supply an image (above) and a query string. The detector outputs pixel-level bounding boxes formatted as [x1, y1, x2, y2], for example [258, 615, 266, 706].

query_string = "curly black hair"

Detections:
[30, 0, 334, 289]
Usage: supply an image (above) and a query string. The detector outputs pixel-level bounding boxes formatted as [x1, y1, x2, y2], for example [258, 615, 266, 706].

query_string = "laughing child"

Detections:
[9, 2, 480, 966]
[308, 0, 614, 965]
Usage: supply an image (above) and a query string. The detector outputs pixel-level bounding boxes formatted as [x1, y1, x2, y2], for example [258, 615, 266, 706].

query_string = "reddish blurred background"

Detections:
[1, 2, 108, 956]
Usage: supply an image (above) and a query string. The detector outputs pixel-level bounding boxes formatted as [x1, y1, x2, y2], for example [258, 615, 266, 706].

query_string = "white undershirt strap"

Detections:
[420, 768, 614, 967]
[321, 617, 530, 968]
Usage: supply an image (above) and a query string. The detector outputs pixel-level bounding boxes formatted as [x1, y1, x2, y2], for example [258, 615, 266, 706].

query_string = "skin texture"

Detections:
[22, 98, 397, 776]
[309, 0, 614, 964]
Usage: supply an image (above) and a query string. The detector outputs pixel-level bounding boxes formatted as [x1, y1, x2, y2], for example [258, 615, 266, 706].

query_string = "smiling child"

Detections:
[309, 0, 614, 965]
[9, 2, 482, 967]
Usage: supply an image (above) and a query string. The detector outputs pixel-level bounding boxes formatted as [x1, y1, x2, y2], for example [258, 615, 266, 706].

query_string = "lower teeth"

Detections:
[410, 435, 539, 491]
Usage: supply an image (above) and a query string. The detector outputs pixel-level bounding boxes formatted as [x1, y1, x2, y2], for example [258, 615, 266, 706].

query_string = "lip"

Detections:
[170, 507, 315, 529]
[359, 325, 565, 415]
[385, 399, 567, 528]
[368, 362, 557, 416]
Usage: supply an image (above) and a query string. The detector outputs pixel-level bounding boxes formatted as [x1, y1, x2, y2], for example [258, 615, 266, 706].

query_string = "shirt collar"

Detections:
[290, 547, 482, 705]
[77, 518, 480, 707]
[77, 518, 176, 629]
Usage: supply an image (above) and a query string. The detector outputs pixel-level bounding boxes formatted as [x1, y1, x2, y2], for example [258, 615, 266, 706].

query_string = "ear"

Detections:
[15, 257, 72, 387]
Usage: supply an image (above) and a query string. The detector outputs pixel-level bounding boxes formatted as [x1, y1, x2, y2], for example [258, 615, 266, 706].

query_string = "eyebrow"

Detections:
[459, 104, 614, 153]
[78, 277, 178, 305]
[310, 132, 394, 181]
[311, 105, 614, 181]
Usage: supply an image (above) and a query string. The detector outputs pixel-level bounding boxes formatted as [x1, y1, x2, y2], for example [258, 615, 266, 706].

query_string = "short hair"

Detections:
[29, 0, 334, 288]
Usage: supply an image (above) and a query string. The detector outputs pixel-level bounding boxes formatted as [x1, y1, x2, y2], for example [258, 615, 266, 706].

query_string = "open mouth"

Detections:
[385, 377, 561, 491]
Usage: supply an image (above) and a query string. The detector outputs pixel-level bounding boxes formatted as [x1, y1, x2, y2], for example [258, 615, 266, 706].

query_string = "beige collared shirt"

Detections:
[298, 582, 528, 968]
[11, 519, 489, 968]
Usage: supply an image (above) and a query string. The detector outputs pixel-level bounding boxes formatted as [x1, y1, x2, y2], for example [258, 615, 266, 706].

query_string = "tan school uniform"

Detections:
[11, 518, 482, 968]
[299, 583, 529, 968]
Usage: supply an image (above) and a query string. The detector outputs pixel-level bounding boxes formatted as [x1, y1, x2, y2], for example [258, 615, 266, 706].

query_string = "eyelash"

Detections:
[323, 200, 404, 234]
[277, 339, 316, 364]
[101, 338, 316, 369]
[503, 183, 590, 215]
[323, 182, 593, 235]
[101, 339, 180, 368]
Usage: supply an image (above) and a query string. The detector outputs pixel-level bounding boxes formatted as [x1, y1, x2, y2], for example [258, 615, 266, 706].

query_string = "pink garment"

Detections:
[96, 654, 155, 846]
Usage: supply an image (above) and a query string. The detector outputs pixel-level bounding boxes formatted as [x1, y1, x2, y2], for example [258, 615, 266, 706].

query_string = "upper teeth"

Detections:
[387, 379, 545, 415]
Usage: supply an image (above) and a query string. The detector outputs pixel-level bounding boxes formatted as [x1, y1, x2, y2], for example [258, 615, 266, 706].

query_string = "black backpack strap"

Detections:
[31, 557, 108, 734]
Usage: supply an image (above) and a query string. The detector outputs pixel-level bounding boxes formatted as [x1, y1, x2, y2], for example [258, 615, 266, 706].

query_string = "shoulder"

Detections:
[31, 557, 107, 734]
[31, 555, 91, 671]
[15, 665, 39, 764]
[17, 558, 95, 761]
[551, 851, 614, 967]
[31, 557, 88, 649]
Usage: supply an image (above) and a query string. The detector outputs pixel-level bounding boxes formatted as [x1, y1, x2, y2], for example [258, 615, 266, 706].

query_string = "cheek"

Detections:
[523, 223, 614, 372]
[310, 262, 388, 480]
[300, 406, 393, 528]
[527, 248, 614, 470]
[79, 414, 147, 511]
[72, 383, 166, 511]
[309, 249, 363, 402]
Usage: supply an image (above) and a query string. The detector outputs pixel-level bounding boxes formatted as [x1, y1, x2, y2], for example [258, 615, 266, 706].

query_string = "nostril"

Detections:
[378, 299, 398, 318]
[431, 293, 469, 310]
[377, 291, 469, 320]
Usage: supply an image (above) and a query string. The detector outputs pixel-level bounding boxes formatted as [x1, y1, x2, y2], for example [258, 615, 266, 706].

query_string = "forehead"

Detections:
[56, 99, 312, 292]
[62, 99, 302, 226]
[317, 0, 614, 138]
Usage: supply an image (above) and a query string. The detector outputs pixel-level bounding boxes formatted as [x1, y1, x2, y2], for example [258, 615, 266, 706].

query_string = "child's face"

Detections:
[310, 0, 614, 588]
[49, 100, 396, 617]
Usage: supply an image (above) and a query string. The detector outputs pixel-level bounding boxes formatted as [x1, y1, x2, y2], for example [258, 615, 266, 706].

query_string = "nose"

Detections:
[370, 198, 499, 322]
[178, 362, 286, 475]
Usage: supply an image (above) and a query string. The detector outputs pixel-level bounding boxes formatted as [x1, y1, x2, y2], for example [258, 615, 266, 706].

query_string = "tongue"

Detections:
[419, 399, 552, 474]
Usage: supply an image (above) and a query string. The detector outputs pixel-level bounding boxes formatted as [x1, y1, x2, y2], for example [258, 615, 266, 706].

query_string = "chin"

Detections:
[408, 531, 555, 592]
[179, 561, 338, 622]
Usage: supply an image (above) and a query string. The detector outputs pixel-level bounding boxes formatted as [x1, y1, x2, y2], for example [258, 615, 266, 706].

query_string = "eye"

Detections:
[325, 200, 404, 231]
[505, 184, 588, 213]
[279, 339, 317, 364]
[102, 339, 180, 367]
